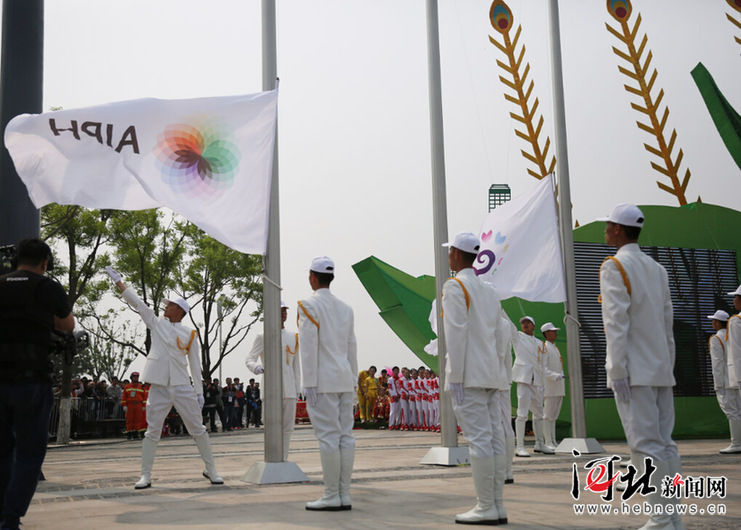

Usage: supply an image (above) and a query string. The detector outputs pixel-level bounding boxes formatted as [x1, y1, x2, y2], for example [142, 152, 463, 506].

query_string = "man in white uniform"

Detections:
[442, 232, 508, 525]
[106, 267, 223, 490]
[724, 286, 741, 451]
[245, 301, 301, 460]
[598, 203, 683, 529]
[298, 257, 358, 511]
[706, 310, 741, 453]
[510, 315, 550, 456]
[540, 322, 565, 452]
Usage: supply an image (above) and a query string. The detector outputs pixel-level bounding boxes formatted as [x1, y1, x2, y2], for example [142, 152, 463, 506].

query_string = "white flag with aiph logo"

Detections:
[4, 89, 278, 255]
[474, 174, 566, 303]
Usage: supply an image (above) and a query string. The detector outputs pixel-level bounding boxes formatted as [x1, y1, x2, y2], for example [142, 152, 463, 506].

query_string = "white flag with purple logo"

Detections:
[474, 174, 566, 303]
[4, 89, 278, 255]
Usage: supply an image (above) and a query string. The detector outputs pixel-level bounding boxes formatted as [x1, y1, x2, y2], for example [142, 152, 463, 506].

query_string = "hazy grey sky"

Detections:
[41, 0, 741, 381]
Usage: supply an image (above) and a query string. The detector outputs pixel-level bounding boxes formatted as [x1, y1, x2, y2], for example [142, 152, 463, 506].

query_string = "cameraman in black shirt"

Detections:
[0, 239, 74, 530]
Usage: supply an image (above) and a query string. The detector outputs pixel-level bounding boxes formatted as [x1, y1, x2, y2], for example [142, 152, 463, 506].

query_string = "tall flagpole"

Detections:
[243, 0, 308, 483]
[420, 0, 469, 467]
[547, 0, 603, 454]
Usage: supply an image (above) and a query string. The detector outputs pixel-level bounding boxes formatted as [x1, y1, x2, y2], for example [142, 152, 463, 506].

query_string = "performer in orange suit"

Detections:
[121, 372, 147, 439]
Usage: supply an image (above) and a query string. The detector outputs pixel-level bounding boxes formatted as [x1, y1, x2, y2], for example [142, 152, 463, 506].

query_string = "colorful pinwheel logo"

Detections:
[154, 117, 241, 197]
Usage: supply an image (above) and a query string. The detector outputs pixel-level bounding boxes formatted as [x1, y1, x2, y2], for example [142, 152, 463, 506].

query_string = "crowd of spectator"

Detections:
[201, 377, 263, 432]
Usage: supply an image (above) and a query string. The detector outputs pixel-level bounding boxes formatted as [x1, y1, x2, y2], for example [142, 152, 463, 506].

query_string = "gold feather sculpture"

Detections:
[606, 0, 694, 205]
[488, 0, 556, 180]
[728, 0, 741, 48]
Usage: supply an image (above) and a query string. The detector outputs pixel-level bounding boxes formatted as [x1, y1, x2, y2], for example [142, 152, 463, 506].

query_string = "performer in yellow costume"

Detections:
[363, 366, 379, 421]
[356, 368, 369, 422]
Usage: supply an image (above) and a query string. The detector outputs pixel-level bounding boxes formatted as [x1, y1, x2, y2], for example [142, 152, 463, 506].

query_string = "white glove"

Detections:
[612, 379, 631, 404]
[105, 266, 121, 283]
[254, 365, 265, 375]
[305, 387, 318, 407]
[123, 406, 128, 413]
[197, 395, 205, 409]
[449, 383, 464, 406]
[716, 387, 726, 397]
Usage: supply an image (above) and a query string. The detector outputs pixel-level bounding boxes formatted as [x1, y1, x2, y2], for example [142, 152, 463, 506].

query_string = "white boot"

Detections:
[543, 420, 557, 451]
[667, 456, 686, 530]
[493, 454, 508, 524]
[339, 445, 355, 510]
[306, 450, 342, 511]
[633, 453, 673, 530]
[616, 455, 631, 491]
[134, 436, 157, 489]
[505, 434, 515, 483]
[719, 419, 741, 453]
[515, 418, 530, 457]
[283, 433, 292, 461]
[534, 420, 554, 454]
[455, 455, 499, 525]
[194, 432, 224, 484]
[550, 419, 559, 450]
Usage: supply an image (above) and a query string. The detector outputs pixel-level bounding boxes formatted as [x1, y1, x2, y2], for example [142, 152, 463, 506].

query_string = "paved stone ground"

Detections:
[21, 426, 741, 529]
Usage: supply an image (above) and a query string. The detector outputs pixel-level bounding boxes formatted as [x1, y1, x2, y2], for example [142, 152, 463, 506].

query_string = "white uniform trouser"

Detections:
[516, 383, 544, 421]
[614, 386, 679, 462]
[389, 399, 400, 427]
[283, 398, 297, 433]
[543, 396, 563, 422]
[496, 389, 514, 445]
[453, 388, 506, 459]
[400, 398, 410, 426]
[307, 392, 355, 453]
[408, 398, 418, 427]
[717, 388, 741, 421]
[144, 384, 206, 442]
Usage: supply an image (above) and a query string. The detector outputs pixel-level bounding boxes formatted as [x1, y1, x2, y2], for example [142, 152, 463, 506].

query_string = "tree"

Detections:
[107, 209, 191, 354]
[76, 315, 138, 382]
[180, 229, 263, 379]
[42, 204, 113, 444]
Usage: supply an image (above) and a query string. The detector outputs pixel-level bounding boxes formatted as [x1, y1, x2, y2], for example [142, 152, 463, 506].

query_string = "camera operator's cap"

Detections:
[706, 310, 729, 322]
[162, 296, 190, 314]
[131, 371, 140, 377]
[442, 231, 480, 254]
[541, 322, 560, 333]
[520, 316, 535, 325]
[596, 203, 644, 227]
[281, 300, 289, 309]
[728, 285, 741, 297]
[310, 256, 335, 274]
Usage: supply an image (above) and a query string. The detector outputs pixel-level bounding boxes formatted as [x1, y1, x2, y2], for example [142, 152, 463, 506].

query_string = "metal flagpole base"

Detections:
[241, 461, 309, 484]
[554, 437, 605, 455]
[420, 446, 470, 466]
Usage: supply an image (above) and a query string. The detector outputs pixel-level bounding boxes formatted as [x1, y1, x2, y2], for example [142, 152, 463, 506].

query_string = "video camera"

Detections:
[51, 329, 90, 364]
[0, 245, 17, 274]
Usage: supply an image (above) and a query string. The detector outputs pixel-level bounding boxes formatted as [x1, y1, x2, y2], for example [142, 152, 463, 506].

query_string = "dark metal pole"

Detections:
[0, 0, 43, 245]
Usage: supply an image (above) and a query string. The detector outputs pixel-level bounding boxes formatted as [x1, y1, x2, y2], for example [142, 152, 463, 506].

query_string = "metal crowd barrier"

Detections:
[48, 396, 126, 438]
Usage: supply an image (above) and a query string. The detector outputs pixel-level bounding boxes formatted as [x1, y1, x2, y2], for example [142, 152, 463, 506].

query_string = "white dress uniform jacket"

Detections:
[727, 314, 741, 387]
[542, 341, 565, 397]
[511, 328, 544, 387]
[709, 330, 729, 390]
[245, 329, 301, 398]
[600, 243, 676, 388]
[122, 288, 202, 394]
[298, 288, 358, 393]
[441, 268, 507, 390]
